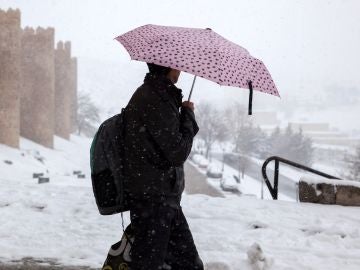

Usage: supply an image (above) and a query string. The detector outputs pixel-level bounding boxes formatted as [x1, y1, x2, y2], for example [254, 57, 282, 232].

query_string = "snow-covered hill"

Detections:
[0, 136, 359, 269]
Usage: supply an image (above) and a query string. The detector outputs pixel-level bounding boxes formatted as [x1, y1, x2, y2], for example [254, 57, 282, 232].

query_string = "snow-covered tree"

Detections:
[235, 122, 259, 155]
[267, 125, 313, 166]
[266, 126, 281, 157]
[252, 126, 270, 159]
[224, 102, 270, 159]
[76, 92, 101, 137]
[278, 124, 294, 157]
[290, 128, 314, 166]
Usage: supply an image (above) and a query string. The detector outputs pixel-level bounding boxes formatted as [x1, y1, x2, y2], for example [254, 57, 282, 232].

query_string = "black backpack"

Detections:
[90, 107, 129, 215]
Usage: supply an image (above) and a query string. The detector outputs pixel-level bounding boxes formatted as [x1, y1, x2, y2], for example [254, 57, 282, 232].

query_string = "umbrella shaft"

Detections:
[248, 81, 253, 115]
[188, 75, 197, 101]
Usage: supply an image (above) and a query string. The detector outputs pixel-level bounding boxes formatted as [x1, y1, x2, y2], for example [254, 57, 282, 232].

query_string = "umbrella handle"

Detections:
[187, 75, 197, 101]
[248, 80, 253, 115]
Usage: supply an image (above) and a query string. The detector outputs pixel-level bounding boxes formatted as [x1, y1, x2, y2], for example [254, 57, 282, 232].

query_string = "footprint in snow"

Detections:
[249, 221, 268, 230]
[30, 204, 46, 211]
[0, 202, 11, 207]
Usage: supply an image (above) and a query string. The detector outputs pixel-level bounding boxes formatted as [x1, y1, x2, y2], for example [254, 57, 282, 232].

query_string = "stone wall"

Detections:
[20, 27, 55, 148]
[55, 41, 72, 140]
[299, 178, 360, 207]
[0, 8, 78, 148]
[0, 9, 21, 148]
[70, 57, 78, 132]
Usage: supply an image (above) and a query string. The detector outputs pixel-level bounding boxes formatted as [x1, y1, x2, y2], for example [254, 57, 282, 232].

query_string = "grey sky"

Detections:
[1, 0, 359, 117]
[1, 0, 359, 83]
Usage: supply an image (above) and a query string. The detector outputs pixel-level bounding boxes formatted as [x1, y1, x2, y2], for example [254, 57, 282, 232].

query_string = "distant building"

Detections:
[251, 111, 280, 134]
[287, 121, 359, 169]
[289, 122, 360, 148]
[250, 114, 359, 167]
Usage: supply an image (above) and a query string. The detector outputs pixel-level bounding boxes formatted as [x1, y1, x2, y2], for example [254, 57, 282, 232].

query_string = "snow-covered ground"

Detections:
[1, 136, 360, 269]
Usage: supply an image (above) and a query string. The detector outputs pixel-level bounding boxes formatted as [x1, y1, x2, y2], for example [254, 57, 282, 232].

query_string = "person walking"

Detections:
[123, 63, 204, 270]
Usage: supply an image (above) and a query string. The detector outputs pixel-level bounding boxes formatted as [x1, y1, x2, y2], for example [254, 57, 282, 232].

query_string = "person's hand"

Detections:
[182, 101, 194, 111]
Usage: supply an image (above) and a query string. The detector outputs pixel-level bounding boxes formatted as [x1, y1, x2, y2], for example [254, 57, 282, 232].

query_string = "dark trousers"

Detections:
[129, 203, 204, 270]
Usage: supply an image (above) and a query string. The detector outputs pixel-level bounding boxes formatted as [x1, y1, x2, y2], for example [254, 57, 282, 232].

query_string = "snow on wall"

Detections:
[300, 176, 360, 188]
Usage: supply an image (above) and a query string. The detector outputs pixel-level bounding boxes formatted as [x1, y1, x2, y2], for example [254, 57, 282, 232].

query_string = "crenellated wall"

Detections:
[0, 8, 21, 148]
[54, 41, 72, 140]
[0, 8, 78, 148]
[20, 27, 55, 148]
[70, 57, 78, 132]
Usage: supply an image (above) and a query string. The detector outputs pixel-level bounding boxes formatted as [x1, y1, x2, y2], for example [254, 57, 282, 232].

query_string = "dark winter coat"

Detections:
[123, 73, 199, 209]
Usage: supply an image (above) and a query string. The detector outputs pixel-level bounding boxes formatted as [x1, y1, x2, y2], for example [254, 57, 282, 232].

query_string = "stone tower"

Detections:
[0, 8, 21, 148]
[55, 41, 72, 140]
[70, 57, 78, 132]
[20, 27, 55, 148]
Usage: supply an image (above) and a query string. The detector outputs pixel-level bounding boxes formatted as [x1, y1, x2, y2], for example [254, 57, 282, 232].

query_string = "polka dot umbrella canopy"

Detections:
[115, 24, 279, 114]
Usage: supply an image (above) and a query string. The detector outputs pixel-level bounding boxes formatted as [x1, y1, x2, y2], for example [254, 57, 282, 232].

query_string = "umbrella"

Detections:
[115, 24, 279, 115]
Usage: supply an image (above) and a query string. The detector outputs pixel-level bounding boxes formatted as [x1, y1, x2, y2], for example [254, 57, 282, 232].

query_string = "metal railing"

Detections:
[261, 156, 341, 200]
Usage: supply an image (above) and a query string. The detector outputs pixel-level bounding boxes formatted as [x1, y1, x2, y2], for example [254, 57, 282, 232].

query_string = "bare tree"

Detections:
[239, 155, 251, 179]
[196, 102, 228, 159]
[76, 92, 101, 136]
[225, 102, 268, 156]
[344, 144, 360, 181]
[224, 102, 272, 178]
[224, 102, 249, 153]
